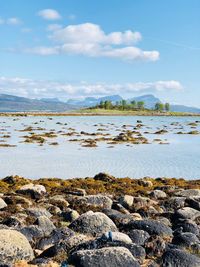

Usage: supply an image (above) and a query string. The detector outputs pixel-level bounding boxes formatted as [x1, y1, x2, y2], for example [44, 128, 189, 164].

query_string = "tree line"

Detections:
[93, 100, 170, 111]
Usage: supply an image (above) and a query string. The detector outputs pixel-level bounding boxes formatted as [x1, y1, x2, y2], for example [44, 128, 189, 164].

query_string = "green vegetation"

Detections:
[94, 100, 170, 112]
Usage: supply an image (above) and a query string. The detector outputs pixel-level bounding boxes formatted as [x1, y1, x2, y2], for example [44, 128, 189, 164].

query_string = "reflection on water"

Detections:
[0, 116, 200, 179]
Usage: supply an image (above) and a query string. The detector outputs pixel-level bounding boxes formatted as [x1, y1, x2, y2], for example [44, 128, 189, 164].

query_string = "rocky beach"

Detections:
[0, 173, 200, 266]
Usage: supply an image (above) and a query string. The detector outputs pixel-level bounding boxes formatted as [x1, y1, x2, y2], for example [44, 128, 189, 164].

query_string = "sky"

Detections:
[0, 0, 200, 106]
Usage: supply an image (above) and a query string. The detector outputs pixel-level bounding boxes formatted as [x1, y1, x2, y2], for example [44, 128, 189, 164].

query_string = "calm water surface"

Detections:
[0, 116, 200, 179]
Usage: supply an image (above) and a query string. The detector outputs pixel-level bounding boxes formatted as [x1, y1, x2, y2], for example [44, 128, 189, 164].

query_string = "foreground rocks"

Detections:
[1, 173, 200, 266]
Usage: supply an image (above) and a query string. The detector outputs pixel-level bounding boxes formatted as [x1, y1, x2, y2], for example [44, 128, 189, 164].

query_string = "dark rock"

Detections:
[103, 209, 133, 227]
[124, 219, 173, 237]
[127, 229, 150, 245]
[37, 227, 75, 250]
[94, 173, 116, 182]
[173, 220, 199, 235]
[172, 232, 200, 248]
[162, 248, 200, 267]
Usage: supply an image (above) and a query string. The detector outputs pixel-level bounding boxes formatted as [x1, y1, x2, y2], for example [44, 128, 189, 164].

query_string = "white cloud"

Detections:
[7, 17, 22, 25]
[0, 77, 183, 99]
[23, 22, 159, 62]
[51, 23, 142, 45]
[37, 9, 61, 20]
[0, 17, 22, 25]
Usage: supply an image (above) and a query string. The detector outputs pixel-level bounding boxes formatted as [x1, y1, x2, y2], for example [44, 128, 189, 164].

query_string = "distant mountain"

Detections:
[128, 94, 161, 109]
[170, 104, 200, 113]
[0, 94, 76, 112]
[0, 93, 200, 113]
[40, 98, 61, 103]
[67, 95, 123, 107]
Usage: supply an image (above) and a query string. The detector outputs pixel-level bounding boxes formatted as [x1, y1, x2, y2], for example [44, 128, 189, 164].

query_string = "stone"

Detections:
[101, 232, 132, 244]
[69, 247, 140, 267]
[149, 190, 167, 199]
[119, 195, 134, 208]
[175, 207, 200, 220]
[17, 183, 46, 199]
[172, 232, 200, 248]
[94, 172, 116, 182]
[26, 207, 52, 218]
[102, 209, 133, 226]
[37, 227, 75, 250]
[125, 219, 173, 237]
[127, 229, 150, 245]
[175, 189, 200, 198]
[73, 195, 113, 210]
[35, 216, 56, 236]
[69, 211, 118, 236]
[138, 179, 153, 187]
[62, 209, 80, 222]
[48, 195, 69, 210]
[174, 220, 200, 235]
[0, 229, 34, 265]
[162, 248, 200, 267]
[20, 225, 44, 243]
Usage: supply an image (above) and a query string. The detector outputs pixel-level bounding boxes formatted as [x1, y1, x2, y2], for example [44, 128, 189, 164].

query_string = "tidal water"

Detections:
[0, 116, 200, 179]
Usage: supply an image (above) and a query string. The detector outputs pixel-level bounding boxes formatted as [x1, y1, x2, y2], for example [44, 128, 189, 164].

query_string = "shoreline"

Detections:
[1, 111, 200, 117]
[1, 173, 200, 266]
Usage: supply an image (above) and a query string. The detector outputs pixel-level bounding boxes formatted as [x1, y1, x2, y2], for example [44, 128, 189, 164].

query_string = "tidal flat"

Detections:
[0, 115, 200, 179]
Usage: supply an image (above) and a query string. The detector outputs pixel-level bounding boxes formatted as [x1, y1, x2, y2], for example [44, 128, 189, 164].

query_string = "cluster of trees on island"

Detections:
[92, 100, 170, 112]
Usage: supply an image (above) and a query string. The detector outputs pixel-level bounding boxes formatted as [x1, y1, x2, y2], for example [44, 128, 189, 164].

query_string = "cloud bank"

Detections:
[0, 77, 183, 99]
[24, 23, 160, 62]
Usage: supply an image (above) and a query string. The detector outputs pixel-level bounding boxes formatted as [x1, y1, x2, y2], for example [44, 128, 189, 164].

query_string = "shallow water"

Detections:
[0, 116, 200, 179]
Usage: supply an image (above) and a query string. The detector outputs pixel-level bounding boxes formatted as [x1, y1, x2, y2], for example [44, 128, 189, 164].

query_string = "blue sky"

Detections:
[0, 0, 200, 106]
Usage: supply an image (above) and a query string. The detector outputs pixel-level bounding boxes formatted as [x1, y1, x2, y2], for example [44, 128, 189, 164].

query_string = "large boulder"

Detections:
[69, 211, 118, 236]
[69, 247, 140, 267]
[0, 229, 34, 264]
[162, 248, 200, 267]
[124, 219, 173, 237]
[17, 183, 46, 199]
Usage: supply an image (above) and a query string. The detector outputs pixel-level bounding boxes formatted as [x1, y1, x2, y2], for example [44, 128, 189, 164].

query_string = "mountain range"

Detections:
[0, 93, 200, 113]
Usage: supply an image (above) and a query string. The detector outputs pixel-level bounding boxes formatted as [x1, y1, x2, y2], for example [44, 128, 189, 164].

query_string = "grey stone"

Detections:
[69, 247, 140, 267]
[0, 229, 34, 264]
[69, 211, 118, 236]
